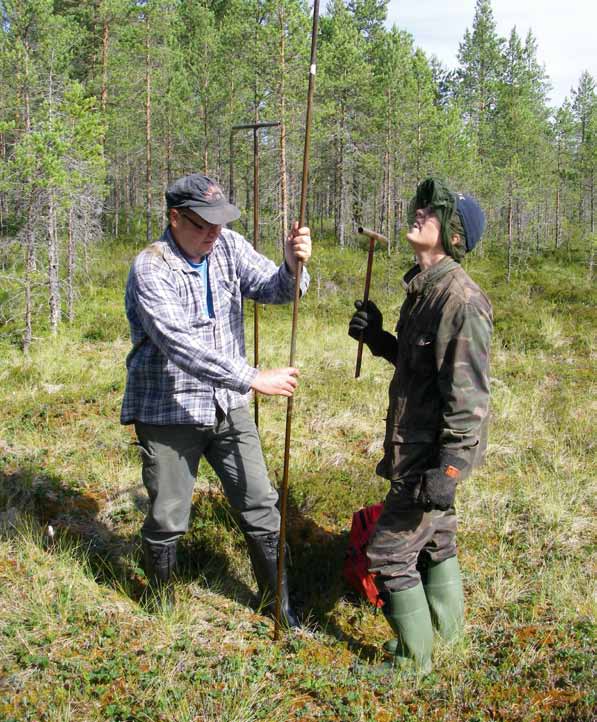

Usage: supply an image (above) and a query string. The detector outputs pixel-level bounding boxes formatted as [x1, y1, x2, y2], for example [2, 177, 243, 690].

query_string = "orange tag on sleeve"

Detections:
[445, 465, 460, 479]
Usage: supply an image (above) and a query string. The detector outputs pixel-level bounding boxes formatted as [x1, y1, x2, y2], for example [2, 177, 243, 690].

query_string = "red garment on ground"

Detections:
[343, 503, 384, 608]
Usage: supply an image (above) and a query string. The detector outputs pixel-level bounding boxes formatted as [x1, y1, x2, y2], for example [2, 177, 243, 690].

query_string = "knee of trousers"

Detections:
[373, 561, 422, 593]
[369, 546, 422, 594]
[144, 496, 193, 536]
[238, 502, 281, 536]
[378, 573, 422, 594]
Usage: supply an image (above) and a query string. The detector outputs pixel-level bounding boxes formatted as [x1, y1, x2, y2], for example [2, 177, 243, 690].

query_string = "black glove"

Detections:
[348, 300, 398, 362]
[418, 454, 467, 511]
[348, 300, 384, 344]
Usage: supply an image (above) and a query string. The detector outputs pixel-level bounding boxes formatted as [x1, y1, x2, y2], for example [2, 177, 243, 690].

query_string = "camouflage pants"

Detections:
[367, 480, 457, 593]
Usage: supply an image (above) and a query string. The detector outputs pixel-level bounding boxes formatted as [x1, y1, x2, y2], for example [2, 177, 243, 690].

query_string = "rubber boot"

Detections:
[245, 532, 300, 629]
[381, 583, 433, 675]
[142, 538, 177, 610]
[423, 555, 464, 641]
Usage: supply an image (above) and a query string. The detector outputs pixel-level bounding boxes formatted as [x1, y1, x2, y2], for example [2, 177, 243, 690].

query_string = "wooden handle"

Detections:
[358, 226, 387, 244]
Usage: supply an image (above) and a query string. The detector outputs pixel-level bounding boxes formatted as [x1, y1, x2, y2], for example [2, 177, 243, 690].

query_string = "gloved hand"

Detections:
[348, 300, 384, 345]
[418, 455, 467, 511]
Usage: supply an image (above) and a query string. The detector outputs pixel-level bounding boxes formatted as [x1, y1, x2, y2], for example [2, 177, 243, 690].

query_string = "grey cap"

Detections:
[165, 174, 240, 225]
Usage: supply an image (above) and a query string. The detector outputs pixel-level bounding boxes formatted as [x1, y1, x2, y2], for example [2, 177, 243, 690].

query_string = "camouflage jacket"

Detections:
[375, 257, 492, 482]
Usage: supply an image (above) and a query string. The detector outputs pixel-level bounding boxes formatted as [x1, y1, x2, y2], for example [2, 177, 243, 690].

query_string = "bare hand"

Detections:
[251, 367, 299, 397]
[284, 222, 312, 274]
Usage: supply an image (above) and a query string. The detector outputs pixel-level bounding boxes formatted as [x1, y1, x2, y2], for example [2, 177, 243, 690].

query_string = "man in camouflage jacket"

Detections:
[348, 177, 492, 674]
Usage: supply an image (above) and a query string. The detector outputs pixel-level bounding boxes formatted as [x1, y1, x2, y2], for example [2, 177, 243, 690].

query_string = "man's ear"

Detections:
[451, 233, 462, 246]
[169, 208, 179, 228]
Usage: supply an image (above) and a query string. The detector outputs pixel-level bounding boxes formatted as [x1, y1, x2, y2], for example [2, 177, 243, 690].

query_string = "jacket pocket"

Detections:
[409, 331, 436, 373]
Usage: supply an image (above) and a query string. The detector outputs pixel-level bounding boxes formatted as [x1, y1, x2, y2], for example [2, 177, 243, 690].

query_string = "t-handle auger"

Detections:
[355, 226, 388, 379]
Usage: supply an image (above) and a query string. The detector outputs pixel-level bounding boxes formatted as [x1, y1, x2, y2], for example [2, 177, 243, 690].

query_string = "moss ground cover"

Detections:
[0, 236, 595, 721]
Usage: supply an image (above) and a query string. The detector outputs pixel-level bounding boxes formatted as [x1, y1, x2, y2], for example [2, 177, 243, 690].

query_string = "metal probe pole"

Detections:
[229, 121, 281, 427]
[274, 0, 320, 641]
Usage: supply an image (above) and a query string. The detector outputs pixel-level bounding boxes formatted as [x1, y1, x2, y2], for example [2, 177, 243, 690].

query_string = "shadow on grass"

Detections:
[0, 464, 380, 659]
[0, 465, 252, 608]
[0, 464, 146, 599]
[285, 494, 381, 662]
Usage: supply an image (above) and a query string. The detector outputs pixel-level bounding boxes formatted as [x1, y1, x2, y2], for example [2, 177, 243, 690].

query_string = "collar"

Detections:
[159, 227, 210, 273]
[402, 256, 459, 297]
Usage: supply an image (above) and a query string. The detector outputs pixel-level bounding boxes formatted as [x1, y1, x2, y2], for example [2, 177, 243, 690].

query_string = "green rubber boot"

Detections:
[423, 556, 464, 641]
[381, 583, 433, 675]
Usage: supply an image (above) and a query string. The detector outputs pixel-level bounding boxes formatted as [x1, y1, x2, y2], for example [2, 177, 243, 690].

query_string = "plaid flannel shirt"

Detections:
[121, 227, 309, 426]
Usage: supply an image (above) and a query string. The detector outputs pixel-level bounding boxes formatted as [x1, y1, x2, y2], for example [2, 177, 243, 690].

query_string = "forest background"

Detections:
[0, 0, 596, 343]
[0, 0, 595, 721]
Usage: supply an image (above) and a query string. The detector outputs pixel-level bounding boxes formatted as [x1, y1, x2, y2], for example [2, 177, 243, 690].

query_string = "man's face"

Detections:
[170, 208, 222, 260]
[406, 206, 443, 253]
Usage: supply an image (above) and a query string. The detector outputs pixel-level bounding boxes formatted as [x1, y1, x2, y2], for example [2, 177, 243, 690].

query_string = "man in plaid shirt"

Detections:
[122, 174, 311, 625]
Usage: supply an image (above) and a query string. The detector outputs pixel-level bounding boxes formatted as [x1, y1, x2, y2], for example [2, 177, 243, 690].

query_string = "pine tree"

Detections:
[553, 101, 576, 248]
[456, 0, 504, 152]
[494, 27, 550, 278]
[318, 0, 370, 247]
[347, 0, 388, 41]
[572, 72, 596, 240]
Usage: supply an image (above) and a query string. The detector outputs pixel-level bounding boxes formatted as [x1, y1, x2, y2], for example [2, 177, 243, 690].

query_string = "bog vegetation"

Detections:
[1, 233, 596, 721]
[0, 0, 596, 720]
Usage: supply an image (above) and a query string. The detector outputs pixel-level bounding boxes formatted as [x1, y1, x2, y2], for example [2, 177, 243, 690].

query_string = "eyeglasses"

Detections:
[180, 211, 209, 231]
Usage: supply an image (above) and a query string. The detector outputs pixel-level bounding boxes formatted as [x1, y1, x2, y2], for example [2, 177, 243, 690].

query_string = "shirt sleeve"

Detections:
[435, 301, 492, 468]
[132, 253, 258, 393]
[233, 232, 310, 303]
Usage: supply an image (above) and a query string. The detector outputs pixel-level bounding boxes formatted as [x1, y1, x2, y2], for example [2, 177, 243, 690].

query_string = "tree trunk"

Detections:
[113, 170, 120, 237]
[380, 149, 388, 237]
[23, 216, 35, 353]
[338, 132, 345, 248]
[101, 18, 109, 114]
[23, 42, 36, 271]
[48, 192, 61, 333]
[591, 170, 595, 235]
[202, 36, 209, 175]
[0, 131, 6, 239]
[67, 208, 75, 322]
[337, 108, 346, 249]
[166, 111, 173, 185]
[516, 198, 522, 254]
[588, 172, 595, 280]
[507, 189, 513, 283]
[555, 184, 561, 249]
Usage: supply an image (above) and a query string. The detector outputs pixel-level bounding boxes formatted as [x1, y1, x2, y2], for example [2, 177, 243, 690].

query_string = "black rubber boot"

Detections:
[245, 532, 300, 629]
[142, 538, 177, 610]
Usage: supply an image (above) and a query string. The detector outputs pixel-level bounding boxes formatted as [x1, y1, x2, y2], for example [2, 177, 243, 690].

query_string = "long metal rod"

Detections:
[253, 126, 260, 428]
[355, 226, 388, 378]
[274, 0, 320, 641]
[229, 121, 281, 427]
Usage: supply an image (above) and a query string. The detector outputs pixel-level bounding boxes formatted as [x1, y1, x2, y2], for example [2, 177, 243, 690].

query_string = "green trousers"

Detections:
[135, 405, 280, 543]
